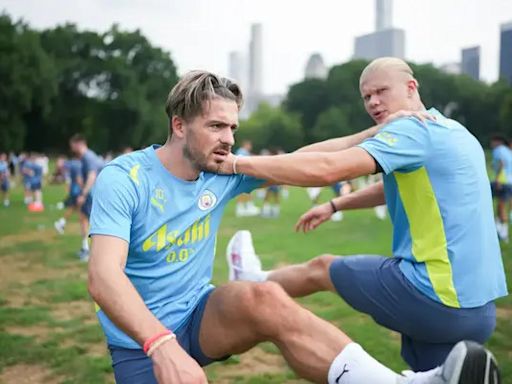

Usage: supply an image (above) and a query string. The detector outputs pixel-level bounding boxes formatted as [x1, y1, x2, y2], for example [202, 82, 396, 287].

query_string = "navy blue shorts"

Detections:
[30, 181, 41, 191]
[80, 194, 92, 217]
[491, 181, 512, 200]
[1, 180, 9, 192]
[109, 289, 228, 384]
[329, 255, 496, 371]
[64, 193, 79, 208]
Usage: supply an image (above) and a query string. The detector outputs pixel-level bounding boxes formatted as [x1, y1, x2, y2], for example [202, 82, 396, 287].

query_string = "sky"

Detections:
[1, 0, 512, 94]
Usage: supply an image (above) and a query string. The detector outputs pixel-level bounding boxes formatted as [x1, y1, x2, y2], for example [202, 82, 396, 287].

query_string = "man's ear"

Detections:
[407, 79, 419, 98]
[171, 116, 186, 139]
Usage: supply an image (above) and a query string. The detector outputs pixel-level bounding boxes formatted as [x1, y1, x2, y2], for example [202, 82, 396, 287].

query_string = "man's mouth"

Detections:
[213, 149, 229, 157]
[373, 110, 387, 121]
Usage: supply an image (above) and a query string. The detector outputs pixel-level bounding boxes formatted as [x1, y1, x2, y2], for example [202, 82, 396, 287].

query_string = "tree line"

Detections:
[239, 60, 512, 152]
[0, 13, 178, 153]
[1, 13, 511, 154]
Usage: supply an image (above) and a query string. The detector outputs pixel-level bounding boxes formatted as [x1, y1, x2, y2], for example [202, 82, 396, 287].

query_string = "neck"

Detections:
[156, 139, 200, 181]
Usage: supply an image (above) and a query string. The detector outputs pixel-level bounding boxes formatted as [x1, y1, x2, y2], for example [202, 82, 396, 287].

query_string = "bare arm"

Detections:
[332, 181, 385, 210]
[294, 110, 436, 153]
[88, 235, 167, 344]
[295, 181, 385, 233]
[234, 147, 376, 186]
[295, 125, 380, 153]
[88, 235, 207, 383]
[81, 170, 97, 196]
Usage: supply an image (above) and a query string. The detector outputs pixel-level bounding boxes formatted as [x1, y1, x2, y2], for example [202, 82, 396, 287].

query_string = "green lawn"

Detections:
[0, 182, 510, 383]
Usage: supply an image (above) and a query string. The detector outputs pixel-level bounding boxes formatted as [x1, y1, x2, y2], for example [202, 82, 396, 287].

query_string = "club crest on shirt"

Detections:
[198, 190, 217, 211]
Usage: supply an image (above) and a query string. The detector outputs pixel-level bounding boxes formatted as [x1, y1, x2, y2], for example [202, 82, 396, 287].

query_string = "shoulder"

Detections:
[100, 148, 154, 189]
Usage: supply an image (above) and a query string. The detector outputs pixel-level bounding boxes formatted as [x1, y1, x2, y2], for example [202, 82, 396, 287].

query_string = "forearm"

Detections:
[296, 125, 380, 153]
[81, 172, 97, 196]
[332, 181, 385, 210]
[89, 267, 167, 346]
[236, 147, 375, 186]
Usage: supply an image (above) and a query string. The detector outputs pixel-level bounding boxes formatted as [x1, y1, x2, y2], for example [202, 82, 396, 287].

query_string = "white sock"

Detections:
[328, 343, 398, 384]
[271, 205, 280, 217]
[82, 237, 89, 251]
[59, 218, 66, 226]
[241, 269, 269, 282]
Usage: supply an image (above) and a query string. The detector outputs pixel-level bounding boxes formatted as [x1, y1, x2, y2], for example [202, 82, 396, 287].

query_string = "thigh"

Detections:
[198, 281, 289, 360]
[330, 255, 497, 343]
[329, 255, 406, 332]
[198, 282, 265, 360]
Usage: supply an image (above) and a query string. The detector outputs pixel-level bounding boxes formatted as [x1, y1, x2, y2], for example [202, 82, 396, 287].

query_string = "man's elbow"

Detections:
[88, 267, 103, 302]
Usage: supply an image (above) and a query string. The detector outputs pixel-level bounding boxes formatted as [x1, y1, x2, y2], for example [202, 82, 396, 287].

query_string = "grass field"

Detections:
[0, 182, 510, 384]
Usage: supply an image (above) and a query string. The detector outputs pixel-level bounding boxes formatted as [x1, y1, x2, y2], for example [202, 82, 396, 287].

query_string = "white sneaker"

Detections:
[496, 222, 509, 243]
[78, 248, 90, 262]
[398, 341, 500, 384]
[226, 230, 264, 281]
[331, 211, 343, 222]
[375, 205, 387, 220]
[245, 204, 261, 216]
[54, 220, 64, 235]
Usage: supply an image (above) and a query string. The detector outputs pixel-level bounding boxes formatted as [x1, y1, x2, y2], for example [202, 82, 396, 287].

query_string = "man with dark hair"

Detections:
[69, 134, 103, 261]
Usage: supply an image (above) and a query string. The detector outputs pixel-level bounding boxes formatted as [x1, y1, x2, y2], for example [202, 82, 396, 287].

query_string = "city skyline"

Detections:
[1, 0, 511, 94]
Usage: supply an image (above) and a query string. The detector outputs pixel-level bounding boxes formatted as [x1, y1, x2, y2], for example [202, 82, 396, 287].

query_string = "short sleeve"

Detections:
[84, 152, 102, 173]
[358, 118, 431, 174]
[89, 165, 139, 242]
[229, 174, 266, 198]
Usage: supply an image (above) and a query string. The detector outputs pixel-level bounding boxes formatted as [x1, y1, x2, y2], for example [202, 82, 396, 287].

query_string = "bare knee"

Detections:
[238, 281, 295, 337]
[305, 254, 337, 290]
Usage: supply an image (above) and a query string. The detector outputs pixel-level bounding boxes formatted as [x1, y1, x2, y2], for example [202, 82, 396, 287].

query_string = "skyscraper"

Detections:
[354, 29, 405, 60]
[499, 21, 512, 85]
[305, 53, 328, 80]
[461, 46, 480, 81]
[376, 0, 392, 31]
[353, 0, 405, 60]
[249, 23, 263, 96]
[228, 51, 246, 89]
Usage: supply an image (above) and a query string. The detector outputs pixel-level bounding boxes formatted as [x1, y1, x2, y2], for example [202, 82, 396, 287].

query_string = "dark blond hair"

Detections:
[165, 71, 243, 124]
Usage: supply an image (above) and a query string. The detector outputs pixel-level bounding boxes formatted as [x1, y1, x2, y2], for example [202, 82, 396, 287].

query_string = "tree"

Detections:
[239, 103, 304, 152]
[283, 79, 329, 144]
[0, 14, 56, 152]
[311, 106, 351, 142]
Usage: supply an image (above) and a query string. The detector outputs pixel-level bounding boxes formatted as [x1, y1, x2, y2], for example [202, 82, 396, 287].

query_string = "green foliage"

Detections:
[0, 14, 57, 151]
[311, 106, 350, 142]
[1, 11, 511, 154]
[0, 15, 178, 153]
[239, 103, 304, 152]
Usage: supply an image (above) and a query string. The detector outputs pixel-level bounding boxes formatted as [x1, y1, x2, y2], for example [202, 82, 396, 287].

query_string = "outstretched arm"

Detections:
[295, 110, 435, 153]
[295, 125, 380, 153]
[232, 147, 376, 187]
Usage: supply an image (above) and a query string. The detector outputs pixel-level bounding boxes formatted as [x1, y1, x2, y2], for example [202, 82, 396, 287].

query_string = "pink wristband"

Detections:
[143, 330, 172, 354]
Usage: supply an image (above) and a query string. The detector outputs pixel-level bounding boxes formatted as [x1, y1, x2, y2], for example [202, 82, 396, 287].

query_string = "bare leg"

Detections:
[199, 281, 351, 383]
[498, 200, 508, 224]
[267, 254, 338, 297]
[63, 207, 71, 220]
[79, 212, 89, 239]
